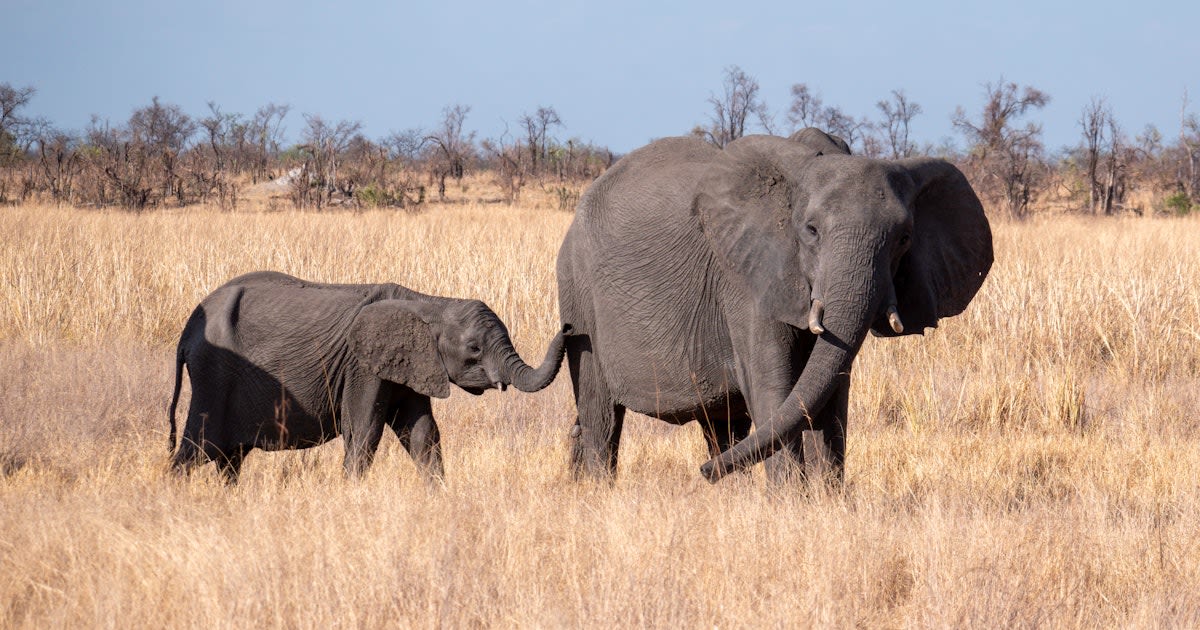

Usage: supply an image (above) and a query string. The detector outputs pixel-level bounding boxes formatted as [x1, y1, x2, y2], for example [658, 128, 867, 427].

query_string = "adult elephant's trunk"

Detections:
[701, 262, 884, 482]
[503, 324, 573, 393]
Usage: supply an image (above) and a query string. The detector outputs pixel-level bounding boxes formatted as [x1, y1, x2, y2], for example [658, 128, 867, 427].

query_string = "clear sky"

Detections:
[2, 0, 1197, 155]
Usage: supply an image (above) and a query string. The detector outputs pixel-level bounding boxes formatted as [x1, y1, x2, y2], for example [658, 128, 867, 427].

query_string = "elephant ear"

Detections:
[348, 301, 451, 399]
[788, 127, 852, 156]
[874, 158, 993, 337]
[695, 142, 813, 329]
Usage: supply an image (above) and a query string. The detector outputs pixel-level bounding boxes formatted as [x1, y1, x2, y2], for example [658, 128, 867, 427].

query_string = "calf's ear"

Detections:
[348, 300, 451, 399]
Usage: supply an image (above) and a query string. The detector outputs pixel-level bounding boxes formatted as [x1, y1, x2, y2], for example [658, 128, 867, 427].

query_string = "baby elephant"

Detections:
[168, 271, 570, 483]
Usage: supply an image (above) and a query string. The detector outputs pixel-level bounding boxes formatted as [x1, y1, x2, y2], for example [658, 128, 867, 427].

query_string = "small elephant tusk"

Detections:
[808, 299, 825, 335]
[887, 305, 904, 334]
[569, 424, 582, 438]
[493, 381, 507, 392]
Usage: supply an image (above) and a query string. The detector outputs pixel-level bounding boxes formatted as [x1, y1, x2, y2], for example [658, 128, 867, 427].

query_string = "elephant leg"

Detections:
[566, 335, 625, 479]
[812, 371, 849, 483]
[213, 444, 247, 484]
[174, 396, 222, 476]
[764, 371, 849, 484]
[570, 404, 625, 479]
[764, 434, 805, 483]
[171, 406, 206, 475]
[170, 434, 203, 476]
[341, 376, 388, 478]
[730, 323, 813, 484]
[700, 411, 753, 459]
[389, 396, 444, 482]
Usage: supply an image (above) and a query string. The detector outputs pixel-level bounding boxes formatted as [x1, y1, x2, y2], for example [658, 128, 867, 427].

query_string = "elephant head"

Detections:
[697, 130, 992, 481]
[348, 299, 571, 398]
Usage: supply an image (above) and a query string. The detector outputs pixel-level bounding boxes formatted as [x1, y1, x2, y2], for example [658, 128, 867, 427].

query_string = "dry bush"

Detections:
[2, 204, 1199, 627]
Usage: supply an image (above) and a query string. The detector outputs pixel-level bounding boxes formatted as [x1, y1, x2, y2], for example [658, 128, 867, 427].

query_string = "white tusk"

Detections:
[887, 305, 904, 334]
[808, 299, 825, 335]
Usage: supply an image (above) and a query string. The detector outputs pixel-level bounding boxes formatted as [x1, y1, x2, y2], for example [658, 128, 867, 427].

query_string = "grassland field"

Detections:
[2, 185, 1199, 627]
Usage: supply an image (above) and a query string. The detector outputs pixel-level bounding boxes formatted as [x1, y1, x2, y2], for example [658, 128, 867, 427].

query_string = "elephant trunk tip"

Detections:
[886, 305, 904, 334]
[699, 459, 726, 484]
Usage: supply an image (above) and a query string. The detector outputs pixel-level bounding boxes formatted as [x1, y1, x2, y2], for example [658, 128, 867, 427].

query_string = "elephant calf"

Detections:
[169, 271, 570, 483]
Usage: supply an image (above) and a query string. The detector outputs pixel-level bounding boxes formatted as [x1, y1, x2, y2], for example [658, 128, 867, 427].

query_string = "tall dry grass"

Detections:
[2, 201, 1199, 628]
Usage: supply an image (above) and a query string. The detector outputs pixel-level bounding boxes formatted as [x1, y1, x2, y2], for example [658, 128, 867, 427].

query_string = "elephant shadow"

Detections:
[171, 342, 340, 466]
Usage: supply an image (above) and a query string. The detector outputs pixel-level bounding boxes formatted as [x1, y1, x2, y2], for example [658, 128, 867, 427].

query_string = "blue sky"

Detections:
[2, 0, 1197, 154]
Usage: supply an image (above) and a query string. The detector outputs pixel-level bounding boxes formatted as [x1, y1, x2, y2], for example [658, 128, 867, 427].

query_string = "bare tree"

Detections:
[192, 102, 244, 209]
[481, 123, 528, 204]
[953, 80, 1051, 219]
[0, 83, 36, 160]
[1180, 91, 1200, 206]
[876, 90, 923, 159]
[786, 83, 824, 132]
[338, 134, 389, 202]
[819, 107, 871, 153]
[128, 96, 196, 204]
[519, 106, 562, 176]
[424, 104, 476, 200]
[697, 66, 771, 147]
[81, 115, 152, 209]
[386, 128, 425, 163]
[1103, 115, 1128, 214]
[248, 103, 290, 183]
[292, 114, 362, 208]
[35, 126, 78, 204]
[0, 83, 37, 196]
[1078, 97, 1128, 214]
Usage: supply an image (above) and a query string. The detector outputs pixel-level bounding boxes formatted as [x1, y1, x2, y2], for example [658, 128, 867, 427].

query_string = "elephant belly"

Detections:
[637, 391, 749, 426]
[595, 322, 742, 421]
[589, 272, 742, 418]
[185, 344, 342, 450]
[227, 373, 340, 450]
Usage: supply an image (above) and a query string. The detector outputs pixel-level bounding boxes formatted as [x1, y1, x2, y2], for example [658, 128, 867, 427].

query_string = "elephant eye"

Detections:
[467, 343, 482, 356]
[805, 224, 819, 239]
[899, 233, 912, 246]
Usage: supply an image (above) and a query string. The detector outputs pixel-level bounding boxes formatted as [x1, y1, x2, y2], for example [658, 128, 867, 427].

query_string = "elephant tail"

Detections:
[168, 341, 185, 454]
[169, 306, 203, 455]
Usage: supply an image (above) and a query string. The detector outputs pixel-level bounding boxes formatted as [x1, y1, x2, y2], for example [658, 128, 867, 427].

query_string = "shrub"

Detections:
[1165, 191, 1193, 216]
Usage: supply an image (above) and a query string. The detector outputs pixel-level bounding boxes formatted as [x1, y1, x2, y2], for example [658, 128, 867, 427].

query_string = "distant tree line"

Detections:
[693, 66, 1200, 219]
[0, 84, 613, 211]
[3, 71, 1200, 219]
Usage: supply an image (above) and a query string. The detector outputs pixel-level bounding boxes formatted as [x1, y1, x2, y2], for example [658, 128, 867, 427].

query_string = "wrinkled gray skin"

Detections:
[169, 271, 570, 483]
[556, 129, 992, 484]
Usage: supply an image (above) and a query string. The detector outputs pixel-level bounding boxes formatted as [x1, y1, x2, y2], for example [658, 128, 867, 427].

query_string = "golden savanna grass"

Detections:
[2, 192, 1200, 627]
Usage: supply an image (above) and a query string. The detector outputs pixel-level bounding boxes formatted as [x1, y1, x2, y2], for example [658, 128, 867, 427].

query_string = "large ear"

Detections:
[874, 158, 993, 336]
[788, 127, 852, 156]
[348, 301, 451, 399]
[694, 142, 813, 329]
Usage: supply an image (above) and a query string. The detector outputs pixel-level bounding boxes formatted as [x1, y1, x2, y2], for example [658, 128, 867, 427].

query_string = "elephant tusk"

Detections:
[808, 299, 825, 335]
[887, 305, 904, 334]
[493, 381, 507, 392]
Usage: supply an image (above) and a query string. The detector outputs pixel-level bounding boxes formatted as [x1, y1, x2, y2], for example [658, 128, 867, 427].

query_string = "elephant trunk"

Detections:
[701, 259, 887, 482]
[504, 324, 573, 393]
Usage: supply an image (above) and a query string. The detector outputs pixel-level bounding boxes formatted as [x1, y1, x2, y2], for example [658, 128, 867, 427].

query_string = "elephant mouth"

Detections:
[462, 386, 488, 396]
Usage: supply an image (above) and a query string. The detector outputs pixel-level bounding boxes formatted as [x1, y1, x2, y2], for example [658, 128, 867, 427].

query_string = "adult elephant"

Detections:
[169, 271, 570, 483]
[556, 129, 992, 483]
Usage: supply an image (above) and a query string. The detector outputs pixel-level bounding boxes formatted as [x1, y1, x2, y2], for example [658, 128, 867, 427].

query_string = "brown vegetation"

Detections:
[2, 197, 1199, 626]
[4, 74, 1199, 219]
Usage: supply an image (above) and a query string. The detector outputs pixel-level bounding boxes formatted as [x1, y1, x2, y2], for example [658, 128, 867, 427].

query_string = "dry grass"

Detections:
[2, 199, 1200, 628]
